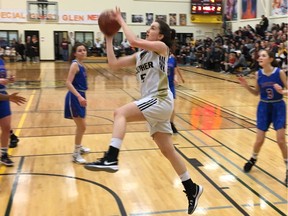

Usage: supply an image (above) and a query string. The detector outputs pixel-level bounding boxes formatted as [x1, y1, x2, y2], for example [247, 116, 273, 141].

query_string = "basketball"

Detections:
[98, 10, 121, 36]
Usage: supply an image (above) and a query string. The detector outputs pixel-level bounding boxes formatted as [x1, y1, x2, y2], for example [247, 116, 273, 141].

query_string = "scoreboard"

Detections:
[191, 0, 222, 15]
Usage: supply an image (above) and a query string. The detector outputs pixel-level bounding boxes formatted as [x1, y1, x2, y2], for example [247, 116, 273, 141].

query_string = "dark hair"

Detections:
[69, 42, 87, 63]
[170, 28, 177, 54]
[258, 49, 279, 67]
[170, 28, 176, 40]
[156, 19, 172, 48]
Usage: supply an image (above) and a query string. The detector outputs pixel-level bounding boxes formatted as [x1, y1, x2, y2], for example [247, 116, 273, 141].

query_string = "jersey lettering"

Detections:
[159, 56, 165, 72]
[140, 73, 147, 82]
[136, 62, 154, 73]
[266, 88, 274, 99]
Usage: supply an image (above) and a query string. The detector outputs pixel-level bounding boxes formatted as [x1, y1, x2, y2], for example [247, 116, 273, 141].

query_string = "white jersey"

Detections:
[135, 50, 169, 99]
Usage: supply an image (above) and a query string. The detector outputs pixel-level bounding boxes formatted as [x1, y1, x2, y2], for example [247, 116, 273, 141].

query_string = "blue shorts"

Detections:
[0, 91, 11, 119]
[169, 84, 176, 99]
[257, 100, 286, 131]
[64, 91, 86, 119]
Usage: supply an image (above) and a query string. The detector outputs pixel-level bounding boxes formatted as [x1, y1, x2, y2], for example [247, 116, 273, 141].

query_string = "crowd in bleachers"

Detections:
[175, 17, 287, 76]
[0, 15, 287, 69]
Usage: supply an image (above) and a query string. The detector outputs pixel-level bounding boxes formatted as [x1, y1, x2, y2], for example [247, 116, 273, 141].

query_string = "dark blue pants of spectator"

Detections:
[62, 49, 68, 61]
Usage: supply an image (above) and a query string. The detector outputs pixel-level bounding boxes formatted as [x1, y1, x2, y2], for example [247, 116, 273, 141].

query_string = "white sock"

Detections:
[179, 171, 190, 182]
[1, 147, 8, 156]
[74, 144, 81, 154]
[252, 152, 258, 160]
[110, 138, 122, 149]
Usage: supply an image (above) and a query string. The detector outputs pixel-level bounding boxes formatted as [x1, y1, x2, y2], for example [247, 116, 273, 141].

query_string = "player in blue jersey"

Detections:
[0, 56, 21, 149]
[238, 49, 287, 185]
[0, 57, 21, 166]
[64, 43, 90, 164]
[168, 51, 185, 133]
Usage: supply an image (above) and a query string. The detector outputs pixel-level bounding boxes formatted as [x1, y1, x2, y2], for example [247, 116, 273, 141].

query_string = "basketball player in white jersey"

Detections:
[85, 7, 203, 215]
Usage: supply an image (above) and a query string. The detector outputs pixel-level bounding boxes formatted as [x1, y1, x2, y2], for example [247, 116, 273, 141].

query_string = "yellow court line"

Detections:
[0, 90, 36, 174]
[13, 90, 36, 137]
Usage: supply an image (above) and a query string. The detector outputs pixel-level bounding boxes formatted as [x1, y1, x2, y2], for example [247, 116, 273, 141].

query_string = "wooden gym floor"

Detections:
[0, 61, 287, 216]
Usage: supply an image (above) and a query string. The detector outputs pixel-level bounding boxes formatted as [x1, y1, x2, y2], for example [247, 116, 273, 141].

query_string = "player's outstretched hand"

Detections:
[9, 92, 27, 105]
[238, 76, 248, 87]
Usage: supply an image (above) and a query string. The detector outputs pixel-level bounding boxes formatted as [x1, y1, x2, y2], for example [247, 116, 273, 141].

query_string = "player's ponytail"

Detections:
[156, 20, 172, 48]
[170, 29, 177, 54]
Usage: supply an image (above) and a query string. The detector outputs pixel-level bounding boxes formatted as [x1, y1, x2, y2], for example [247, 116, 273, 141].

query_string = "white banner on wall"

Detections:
[0, 9, 27, 22]
[58, 11, 100, 24]
[0, 9, 101, 24]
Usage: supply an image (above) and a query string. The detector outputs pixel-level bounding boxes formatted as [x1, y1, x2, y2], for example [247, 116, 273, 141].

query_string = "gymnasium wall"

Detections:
[0, 0, 220, 60]
[0, 0, 286, 60]
[224, 0, 287, 30]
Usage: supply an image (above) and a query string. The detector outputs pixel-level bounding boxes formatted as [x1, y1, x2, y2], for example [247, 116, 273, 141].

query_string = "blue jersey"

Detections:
[64, 60, 87, 119]
[167, 55, 177, 87]
[167, 55, 177, 99]
[0, 58, 7, 90]
[258, 67, 283, 102]
[256, 67, 286, 131]
[0, 58, 10, 118]
[71, 60, 88, 91]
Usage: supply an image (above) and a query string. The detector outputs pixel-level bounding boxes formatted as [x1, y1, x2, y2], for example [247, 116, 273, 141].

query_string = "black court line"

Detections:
[175, 97, 287, 186]
[177, 94, 288, 140]
[178, 91, 255, 123]
[199, 128, 287, 187]
[181, 67, 244, 85]
[2, 168, 127, 216]
[87, 63, 124, 80]
[175, 148, 250, 216]
[2, 146, 286, 215]
[5, 157, 25, 216]
[183, 127, 287, 201]
[175, 91, 287, 186]
[13, 120, 143, 130]
[86, 64, 112, 80]
[177, 133, 287, 216]
[177, 70, 288, 134]
[177, 92, 257, 130]
[34, 89, 42, 112]
[121, 88, 140, 101]
[8, 145, 214, 160]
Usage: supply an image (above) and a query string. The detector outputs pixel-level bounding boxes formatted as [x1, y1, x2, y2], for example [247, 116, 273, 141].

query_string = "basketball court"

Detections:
[0, 61, 287, 216]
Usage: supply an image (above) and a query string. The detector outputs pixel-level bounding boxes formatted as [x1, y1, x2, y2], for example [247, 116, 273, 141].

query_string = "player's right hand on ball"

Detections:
[114, 7, 123, 23]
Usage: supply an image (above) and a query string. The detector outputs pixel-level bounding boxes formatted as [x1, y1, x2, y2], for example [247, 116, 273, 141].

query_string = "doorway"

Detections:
[24, 30, 40, 61]
[54, 31, 68, 61]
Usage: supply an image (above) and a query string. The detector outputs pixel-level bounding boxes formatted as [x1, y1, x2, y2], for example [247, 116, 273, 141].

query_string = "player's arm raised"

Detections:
[114, 7, 167, 56]
[105, 36, 136, 70]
